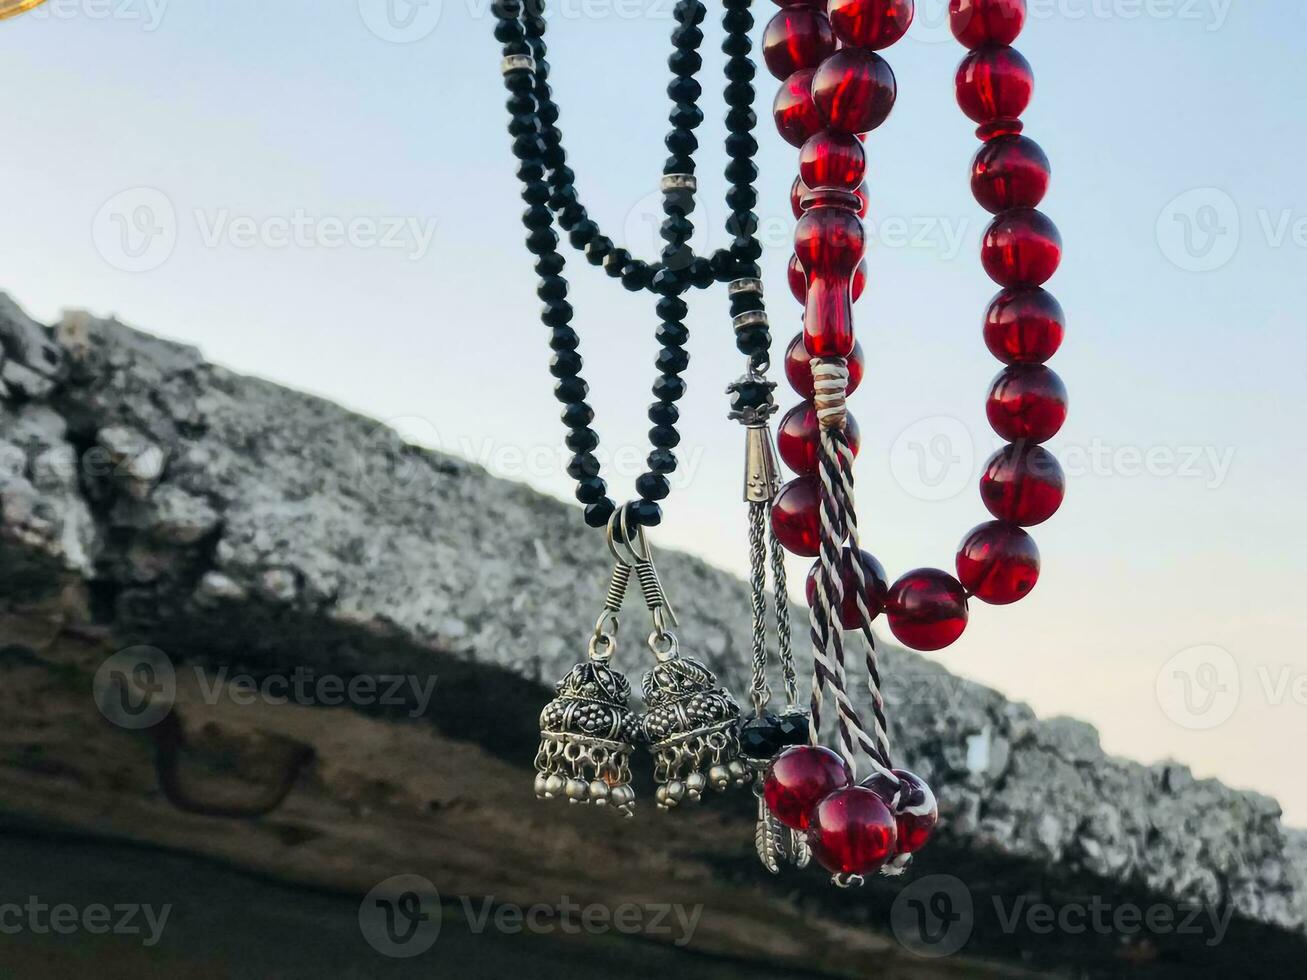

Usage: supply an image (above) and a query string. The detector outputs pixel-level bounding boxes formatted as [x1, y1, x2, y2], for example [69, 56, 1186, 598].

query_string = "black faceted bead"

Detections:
[575, 476, 608, 505]
[688, 258, 715, 289]
[584, 498, 616, 528]
[567, 452, 601, 480]
[503, 71, 533, 95]
[739, 713, 785, 760]
[648, 402, 679, 426]
[549, 350, 582, 378]
[735, 326, 771, 354]
[653, 374, 687, 402]
[541, 302, 573, 327]
[603, 247, 631, 277]
[725, 107, 757, 133]
[660, 215, 694, 243]
[584, 236, 613, 265]
[621, 263, 652, 292]
[534, 252, 565, 277]
[647, 448, 679, 475]
[656, 296, 688, 322]
[675, 0, 706, 26]
[656, 321, 689, 347]
[561, 401, 593, 428]
[730, 379, 773, 413]
[724, 58, 755, 83]
[652, 265, 686, 293]
[730, 291, 765, 315]
[670, 104, 704, 130]
[566, 427, 599, 453]
[554, 376, 588, 403]
[722, 33, 751, 57]
[722, 9, 752, 32]
[549, 184, 579, 211]
[665, 128, 698, 158]
[525, 228, 558, 255]
[668, 77, 702, 104]
[725, 158, 759, 185]
[635, 473, 671, 501]
[727, 212, 760, 239]
[506, 94, 534, 115]
[522, 205, 552, 230]
[537, 275, 568, 302]
[726, 185, 757, 212]
[568, 220, 599, 248]
[664, 154, 696, 176]
[668, 50, 702, 77]
[777, 712, 811, 747]
[656, 346, 689, 374]
[549, 326, 580, 352]
[649, 425, 681, 449]
[628, 499, 663, 527]
[671, 25, 703, 49]
[517, 159, 544, 183]
[512, 134, 546, 160]
[725, 133, 758, 159]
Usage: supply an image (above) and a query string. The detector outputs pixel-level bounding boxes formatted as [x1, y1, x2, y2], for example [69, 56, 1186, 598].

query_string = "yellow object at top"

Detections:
[0, 0, 49, 20]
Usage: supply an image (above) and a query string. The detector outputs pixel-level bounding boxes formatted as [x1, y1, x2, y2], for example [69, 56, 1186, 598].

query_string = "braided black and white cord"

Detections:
[747, 500, 772, 713]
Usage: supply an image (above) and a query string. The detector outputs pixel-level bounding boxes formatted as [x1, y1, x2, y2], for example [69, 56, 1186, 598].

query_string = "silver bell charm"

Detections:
[535, 658, 638, 817]
[641, 644, 745, 809]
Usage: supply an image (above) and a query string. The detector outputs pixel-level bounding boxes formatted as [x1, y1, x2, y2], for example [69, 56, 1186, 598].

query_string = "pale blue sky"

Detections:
[2, 1, 1305, 821]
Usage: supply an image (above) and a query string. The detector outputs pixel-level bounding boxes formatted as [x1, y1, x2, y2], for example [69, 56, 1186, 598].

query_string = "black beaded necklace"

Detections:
[495, 0, 774, 530]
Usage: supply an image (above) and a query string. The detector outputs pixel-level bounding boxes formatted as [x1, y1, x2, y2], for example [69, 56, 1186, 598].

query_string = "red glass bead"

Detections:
[805, 546, 888, 628]
[773, 70, 824, 148]
[799, 130, 866, 190]
[887, 568, 969, 651]
[812, 49, 897, 135]
[763, 9, 836, 80]
[829, 0, 914, 50]
[779, 402, 861, 475]
[862, 768, 938, 854]
[980, 444, 1065, 525]
[796, 206, 864, 357]
[788, 254, 867, 304]
[763, 745, 852, 830]
[955, 46, 1033, 125]
[986, 364, 1067, 443]
[981, 208, 1061, 287]
[771, 476, 842, 557]
[983, 287, 1064, 363]
[956, 520, 1040, 604]
[971, 134, 1049, 213]
[808, 787, 898, 875]
[785, 333, 865, 398]
[949, 0, 1026, 48]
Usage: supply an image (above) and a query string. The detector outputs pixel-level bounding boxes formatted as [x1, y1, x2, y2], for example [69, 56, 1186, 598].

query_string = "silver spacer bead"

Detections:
[500, 55, 536, 75]
[732, 310, 769, 333]
[728, 278, 764, 298]
[661, 174, 697, 194]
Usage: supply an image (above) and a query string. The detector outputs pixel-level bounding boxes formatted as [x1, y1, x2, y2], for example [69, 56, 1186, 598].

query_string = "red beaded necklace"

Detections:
[757, 0, 1067, 882]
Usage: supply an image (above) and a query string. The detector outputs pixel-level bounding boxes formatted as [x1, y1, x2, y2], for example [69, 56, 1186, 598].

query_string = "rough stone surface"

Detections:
[1, 292, 1305, 943]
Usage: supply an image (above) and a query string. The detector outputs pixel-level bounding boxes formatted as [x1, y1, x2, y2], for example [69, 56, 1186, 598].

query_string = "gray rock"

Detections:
[1, 292, 1304, 936]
